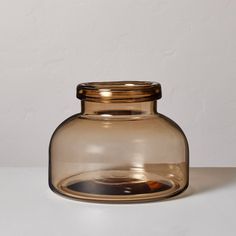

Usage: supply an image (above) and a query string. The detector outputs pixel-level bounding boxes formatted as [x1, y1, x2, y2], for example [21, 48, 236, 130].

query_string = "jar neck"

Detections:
[81, 100, 157, 117]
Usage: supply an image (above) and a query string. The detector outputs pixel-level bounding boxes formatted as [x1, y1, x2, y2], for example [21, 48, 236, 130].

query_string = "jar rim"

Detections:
[77, 81, 162, 103]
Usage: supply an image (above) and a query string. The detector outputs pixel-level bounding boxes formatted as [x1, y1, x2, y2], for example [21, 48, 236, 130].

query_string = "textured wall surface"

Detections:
[0, 0, 235, 166]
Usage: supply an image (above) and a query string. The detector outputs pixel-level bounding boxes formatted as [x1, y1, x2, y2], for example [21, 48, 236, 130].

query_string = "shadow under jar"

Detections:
[49, 81, 189, 203]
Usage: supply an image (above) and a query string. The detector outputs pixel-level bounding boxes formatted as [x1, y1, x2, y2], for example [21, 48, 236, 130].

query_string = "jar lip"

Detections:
[77, 81, 162, 103]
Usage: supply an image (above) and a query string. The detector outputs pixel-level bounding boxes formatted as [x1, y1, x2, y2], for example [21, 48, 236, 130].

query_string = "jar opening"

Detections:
[77, 81, 162, 103]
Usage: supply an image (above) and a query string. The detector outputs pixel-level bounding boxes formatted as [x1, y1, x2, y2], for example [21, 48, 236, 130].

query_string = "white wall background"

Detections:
[0, 0, 235, 167]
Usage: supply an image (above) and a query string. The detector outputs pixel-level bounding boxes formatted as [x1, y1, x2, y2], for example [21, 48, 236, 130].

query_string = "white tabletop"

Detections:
[0, 167, 235, 236]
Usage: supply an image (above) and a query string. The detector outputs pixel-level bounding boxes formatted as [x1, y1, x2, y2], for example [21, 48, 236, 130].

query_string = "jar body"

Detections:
[49, 109, 188, 203]
[49, 82, 189, 203]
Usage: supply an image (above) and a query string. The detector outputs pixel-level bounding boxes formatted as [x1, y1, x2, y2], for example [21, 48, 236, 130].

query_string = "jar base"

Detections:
[54, 169, 186, 203]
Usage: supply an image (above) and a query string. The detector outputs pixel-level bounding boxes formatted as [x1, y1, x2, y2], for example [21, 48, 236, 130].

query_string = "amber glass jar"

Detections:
[49, 81, 189, 203]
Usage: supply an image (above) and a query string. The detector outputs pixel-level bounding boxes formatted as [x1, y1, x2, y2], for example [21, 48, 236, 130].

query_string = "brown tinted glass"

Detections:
[49, 81, 189, 203]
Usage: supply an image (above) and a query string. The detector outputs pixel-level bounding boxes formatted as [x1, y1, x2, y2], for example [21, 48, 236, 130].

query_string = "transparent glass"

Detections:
[49, 81, 189, 203]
